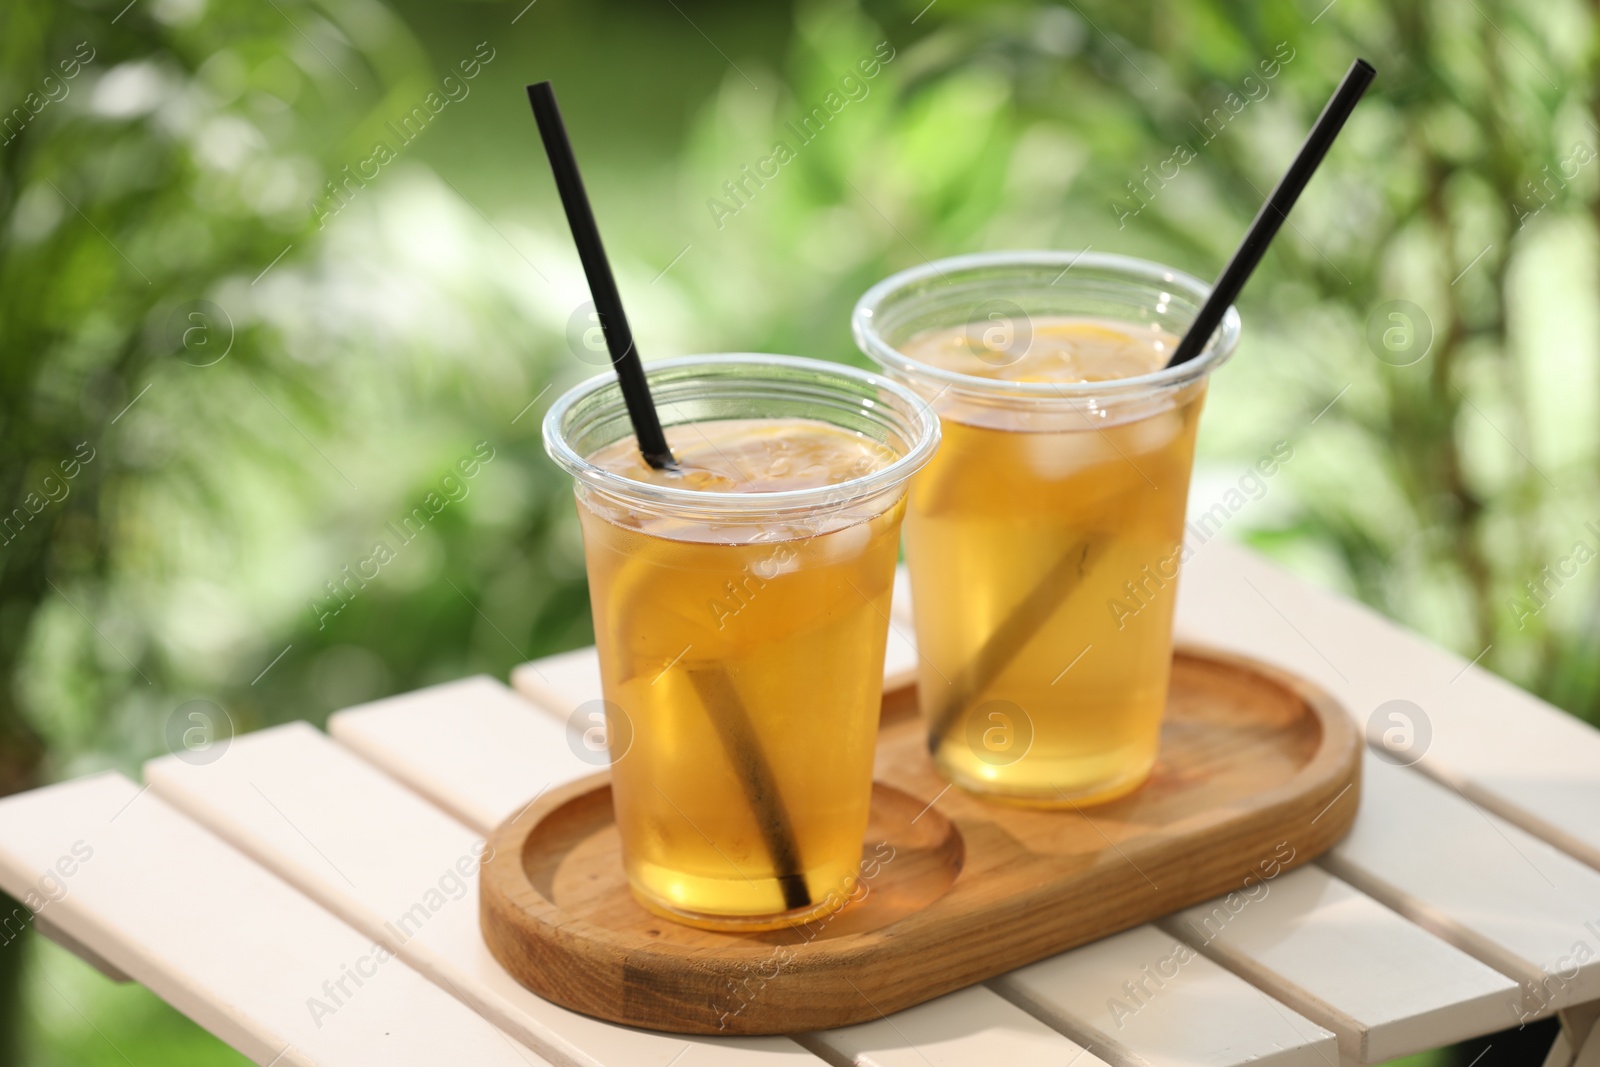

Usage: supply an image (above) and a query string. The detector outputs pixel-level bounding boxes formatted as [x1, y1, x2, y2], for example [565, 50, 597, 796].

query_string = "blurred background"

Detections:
[1, 0, 1595, 1062]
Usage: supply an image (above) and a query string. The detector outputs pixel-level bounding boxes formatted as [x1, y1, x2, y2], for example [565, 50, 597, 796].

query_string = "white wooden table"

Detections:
[3, 539, 1598, 1067]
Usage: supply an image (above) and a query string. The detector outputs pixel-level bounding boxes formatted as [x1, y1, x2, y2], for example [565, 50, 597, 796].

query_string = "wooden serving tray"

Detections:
[480, 644, 1360, 1035]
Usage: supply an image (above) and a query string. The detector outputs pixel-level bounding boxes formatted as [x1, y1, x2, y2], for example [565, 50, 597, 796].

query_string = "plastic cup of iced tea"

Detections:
[543, 354, 940, 930]
[852, 252, 1240, 807]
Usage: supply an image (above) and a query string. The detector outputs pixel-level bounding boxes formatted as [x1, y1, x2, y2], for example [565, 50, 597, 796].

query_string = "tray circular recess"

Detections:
[480, 644, 1361, 1036]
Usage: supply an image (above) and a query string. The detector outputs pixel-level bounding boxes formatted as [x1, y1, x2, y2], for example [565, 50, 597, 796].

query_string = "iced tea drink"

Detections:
[544, 356, 938, 928]
[854, 254, 1239, 807]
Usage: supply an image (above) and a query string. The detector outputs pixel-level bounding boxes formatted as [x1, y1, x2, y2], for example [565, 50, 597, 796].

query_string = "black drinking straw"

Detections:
[687, 670, 813, 911]
[1165, 58, 1376, 368]
[527, 82, 813, 912]
[526, 82, 676, 469]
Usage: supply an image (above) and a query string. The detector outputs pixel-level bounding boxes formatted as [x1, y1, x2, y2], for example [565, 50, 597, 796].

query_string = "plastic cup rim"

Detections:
[851, 249, 1242, 401]
[542, 352, 942, 515]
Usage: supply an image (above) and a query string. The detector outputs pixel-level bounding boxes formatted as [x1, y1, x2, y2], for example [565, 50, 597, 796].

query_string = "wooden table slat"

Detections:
[795, 985, 1115, 1067]
[1177, 539, 1600, 871]
[0, 773, 553, 1067]
[1165, 542, 1600, 1017]
[1159, 865, 1519, 1062]
[991, 924, 1338, 1067]
[1322, 752, 1600, 1018]
[344, 675, 587, 835]
[145, 725, 820, 1067]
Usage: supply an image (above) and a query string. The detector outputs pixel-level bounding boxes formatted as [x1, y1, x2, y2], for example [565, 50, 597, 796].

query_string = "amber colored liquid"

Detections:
[581, 419, 903, 928]
[899, 318, 1204, 805]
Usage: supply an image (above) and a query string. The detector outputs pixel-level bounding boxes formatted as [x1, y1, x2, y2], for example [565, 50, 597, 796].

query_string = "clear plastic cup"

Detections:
[853, 252, 1240, 807]
[543, 354, 940, 929]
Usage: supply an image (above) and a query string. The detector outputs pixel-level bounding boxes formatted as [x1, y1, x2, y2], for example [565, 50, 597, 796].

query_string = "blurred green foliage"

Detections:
[2, 0, 1596, 1062]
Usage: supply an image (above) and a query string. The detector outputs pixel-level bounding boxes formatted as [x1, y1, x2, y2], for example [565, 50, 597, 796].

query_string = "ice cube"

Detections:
[1014, 428, 1122, 481]
[807, 520, 872, 565]
[1115, 408, 1184, 456]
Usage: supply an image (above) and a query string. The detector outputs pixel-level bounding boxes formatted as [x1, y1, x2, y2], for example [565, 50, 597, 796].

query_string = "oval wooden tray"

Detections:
[480, 644, 1360, 1035]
